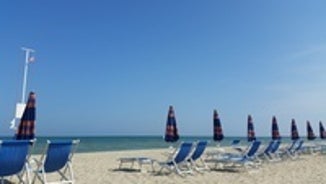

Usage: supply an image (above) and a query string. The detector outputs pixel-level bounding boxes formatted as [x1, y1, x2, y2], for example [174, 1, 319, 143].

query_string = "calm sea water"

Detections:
[0, 136, 322, 154]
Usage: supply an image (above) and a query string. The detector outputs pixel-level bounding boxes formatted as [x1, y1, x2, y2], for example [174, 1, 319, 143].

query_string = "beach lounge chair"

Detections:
[231, 139, 240, 146]
[280, 140, 303, 160]
[303, 141, 319, 155]
[258, 140, 275, 161]
[289, 140, 304, 159]
[118, 157, 155, 172]
[263, 140, 281, 162]
[231, 139, 244, 152]
[32, 139, 80, 184]
[188, 140, 209, 172]
[0, 140, 33, 184]
[212, 141, 262, 170]
[206, 139, 239, 158]
[279, 140, 296, 158]
[156, 142, 194, 176]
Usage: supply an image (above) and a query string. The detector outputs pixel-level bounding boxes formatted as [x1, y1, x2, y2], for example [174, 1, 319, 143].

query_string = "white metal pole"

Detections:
[21, 47, 34, 103]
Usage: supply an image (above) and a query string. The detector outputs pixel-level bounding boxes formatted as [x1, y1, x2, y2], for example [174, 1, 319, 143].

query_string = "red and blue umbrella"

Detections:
[247, 115, 256, 142]
[319, 121, 326, 139]
[16, 92, 36, 140]
[213, 110, 224, 142]
[164, 106, 179, 143]
[272, 116, 281, 140]
[291, 119, 300, 141]
[307, 121, 316, 140]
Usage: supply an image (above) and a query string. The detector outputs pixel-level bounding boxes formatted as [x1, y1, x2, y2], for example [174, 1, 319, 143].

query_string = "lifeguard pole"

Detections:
[10, 47, 35, 129]
[21, 47, 35, 102]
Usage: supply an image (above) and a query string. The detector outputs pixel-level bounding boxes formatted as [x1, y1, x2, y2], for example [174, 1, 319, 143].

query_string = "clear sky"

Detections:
[1, 1, 326, 137]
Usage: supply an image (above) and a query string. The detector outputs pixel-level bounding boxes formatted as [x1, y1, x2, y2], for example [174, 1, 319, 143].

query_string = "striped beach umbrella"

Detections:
[247, 115, 256, 142]
[307, 121, 316, 140]
[319, 121, 326, 139]
[291, 119, 300, 141]
[164, 105, 179, 143]
[213, 110, 224, 142]
[16, 92, 36, 140]
[272, 116, 281, 140]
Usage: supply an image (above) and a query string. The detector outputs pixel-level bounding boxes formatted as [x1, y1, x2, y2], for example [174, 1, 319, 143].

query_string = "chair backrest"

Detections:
[294, 140, 304, 151]
[173, 142, 193, 164]
[231, 139, 240, 147]
[43, 140, 79, 173]
[191, 141, 208, 161]
[263, 140, 275, 154]
[287, 140, 297, 151]
[0, 140, 30, 176]
[270, 140, 281, 153]
[246, 141, 261, 157]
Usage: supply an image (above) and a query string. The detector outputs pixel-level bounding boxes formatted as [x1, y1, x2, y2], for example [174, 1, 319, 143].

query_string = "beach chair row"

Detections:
[117, 139, 322, 177]
[206, 139, 316, 171]
[142, 139, 319, 176]
[118, 139, 308, 177]
[0, 139, 79, 184]
[118, 140, 210, 176]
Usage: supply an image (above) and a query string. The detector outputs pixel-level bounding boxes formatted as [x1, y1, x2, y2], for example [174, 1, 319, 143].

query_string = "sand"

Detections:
[72, 148, 326, 184]
[7, 147, 326, 184]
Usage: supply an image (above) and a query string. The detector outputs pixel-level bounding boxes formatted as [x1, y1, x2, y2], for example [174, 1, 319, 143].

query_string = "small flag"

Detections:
[28, 56, 35, 63]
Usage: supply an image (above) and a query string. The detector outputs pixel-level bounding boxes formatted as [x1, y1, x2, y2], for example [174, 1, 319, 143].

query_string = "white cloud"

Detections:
[287, 44, 326, 62]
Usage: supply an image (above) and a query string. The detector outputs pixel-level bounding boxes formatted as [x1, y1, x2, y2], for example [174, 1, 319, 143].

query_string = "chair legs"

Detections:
[59, 163, 74, 184]
[158, 162, 193, 177]
[32, 163, 74, 184]
[191, 158, 210, 172]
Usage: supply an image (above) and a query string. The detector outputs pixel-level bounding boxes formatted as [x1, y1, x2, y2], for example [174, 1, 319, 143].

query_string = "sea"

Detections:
[0, 136, 321, 154]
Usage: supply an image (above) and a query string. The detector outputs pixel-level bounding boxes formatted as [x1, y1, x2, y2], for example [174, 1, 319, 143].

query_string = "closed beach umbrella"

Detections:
[307, 121, 316, 140]
[247, 115, 256, 142]
[16, 92, 36, 140]
[213, 110, 224, 142]
[164, 105, 179, 142]
[291, 119, 300, 141]
[319, 121, 326, 139]
[272, 116, 281, 140]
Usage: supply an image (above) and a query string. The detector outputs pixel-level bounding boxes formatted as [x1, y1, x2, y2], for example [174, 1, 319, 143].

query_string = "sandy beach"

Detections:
[28, 147, 326, 184]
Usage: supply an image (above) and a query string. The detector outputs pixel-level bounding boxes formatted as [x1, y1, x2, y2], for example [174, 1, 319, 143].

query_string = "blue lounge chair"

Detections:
[231, 139, 244, 152]
[0, 140, 33, 184]
[213, 141, 262, 169]
[279, 140, 297, 158]
[289, 140, 304, 159]
[258, 140, 275, 161]
[266, 140, 282, 162]
[157, 142, 194, 176]
[206, 139, 239, 158]
[189, 140, 209, 172]
[231, 139, 241, 146]
[281, 140, 304, 160]
[32, 140, 80, 184]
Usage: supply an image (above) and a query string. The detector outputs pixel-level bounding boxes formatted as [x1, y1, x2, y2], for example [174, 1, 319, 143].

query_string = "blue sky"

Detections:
[1, 1, 326, 137]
